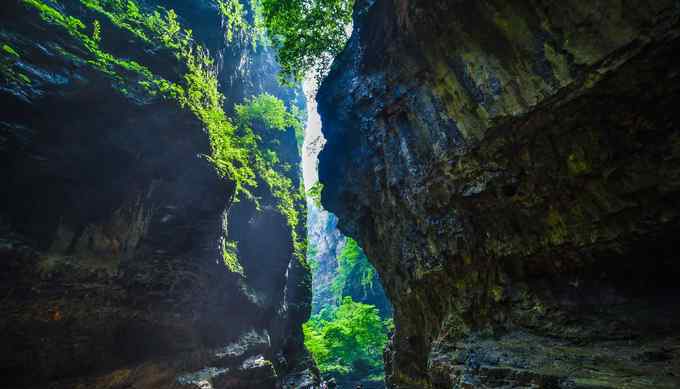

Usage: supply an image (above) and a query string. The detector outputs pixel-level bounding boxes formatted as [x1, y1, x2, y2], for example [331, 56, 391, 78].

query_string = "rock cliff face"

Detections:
[307, 204, 345, 313]
[318, 1, 680, 388]
[307, 204, 391, 317]
[0, 1, 314, 388]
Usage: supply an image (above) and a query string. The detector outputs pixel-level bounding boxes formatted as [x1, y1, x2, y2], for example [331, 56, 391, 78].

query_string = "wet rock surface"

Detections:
[318, 0, 680, 388]
[0, 1, 315, 388]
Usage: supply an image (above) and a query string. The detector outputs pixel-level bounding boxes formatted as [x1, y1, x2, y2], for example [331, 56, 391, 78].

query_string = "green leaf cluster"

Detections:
[260, 0, 354, 83]
[1, 43, 31, 85]
[303, 297, 389, 375]
[222, 239, 244, 275]
[236, 92, 295, 130]
[215, 0, 268, 48]
[216, 0, 247, 42]
[214, 0, 354, 82]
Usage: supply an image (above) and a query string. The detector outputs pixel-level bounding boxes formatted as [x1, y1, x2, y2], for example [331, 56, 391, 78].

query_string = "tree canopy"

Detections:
[303, 297, 390, 375]
[216, 0, 355, 83]
[261, 0, 355, 82]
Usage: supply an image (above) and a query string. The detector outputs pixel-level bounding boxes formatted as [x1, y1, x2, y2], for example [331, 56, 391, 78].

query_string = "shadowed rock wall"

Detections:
[0, 1, 314, 388]
[318, 1, 680, 387]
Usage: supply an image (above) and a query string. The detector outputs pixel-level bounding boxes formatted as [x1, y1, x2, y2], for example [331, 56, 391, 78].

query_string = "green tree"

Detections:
[303, 297, 389, 374]
[260, 0, 354, 82]
[236, 92, 294, 130]
[215, 0, 354, 81]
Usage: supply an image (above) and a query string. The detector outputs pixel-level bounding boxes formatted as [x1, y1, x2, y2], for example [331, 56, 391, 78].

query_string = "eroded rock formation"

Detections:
[319, 1, 680, 388]
[0, 1, 314, 388]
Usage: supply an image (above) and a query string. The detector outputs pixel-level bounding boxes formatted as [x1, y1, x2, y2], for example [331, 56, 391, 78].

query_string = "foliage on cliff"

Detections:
[215, 0, 267, 48]
[307, 242, 320, 273]
[1, 43, 30, 84]
[332, 238, 375, 298]
[234, 92, 307, 260]
[19, 0, 308, 271]
[303, 297, 390, 376]
[20, 0, 254, 196]
[307, 181, 324, 208]
[304, 218, 392, 381]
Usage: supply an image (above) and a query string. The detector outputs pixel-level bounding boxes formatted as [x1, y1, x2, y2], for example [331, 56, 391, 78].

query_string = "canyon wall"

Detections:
[0, 1, 315, 388]
[307, 204, 391, 317]
[318, 0, 680, 388]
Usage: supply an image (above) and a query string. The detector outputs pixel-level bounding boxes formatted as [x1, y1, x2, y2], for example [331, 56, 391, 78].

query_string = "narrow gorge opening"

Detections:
[302, 77, 393, 389]
[3, 1, 680, 388]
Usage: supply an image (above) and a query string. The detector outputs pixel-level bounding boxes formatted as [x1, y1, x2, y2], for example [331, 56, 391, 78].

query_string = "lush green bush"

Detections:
[305, 236, 392, 379]
[304, 296, 390, 375]
[236, 92, 298, 131]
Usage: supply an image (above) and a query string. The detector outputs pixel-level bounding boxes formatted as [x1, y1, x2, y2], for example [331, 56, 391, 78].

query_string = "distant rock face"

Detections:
[318, 0, 680, 388]
[307, 204, 345, 312]
[307, 204, 391, 317]
[0, 1, 314, 388]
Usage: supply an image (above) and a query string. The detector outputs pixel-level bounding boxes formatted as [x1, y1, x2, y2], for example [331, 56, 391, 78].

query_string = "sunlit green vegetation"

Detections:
[1, 43, 30, 85]
[332, 238, 375, 298]
[304, 235, 392, 381]
[304, 297, 391, 376]
[234, 93, 307, 261]
[261, 0, 355, 82]
[215, 0, 355, 81]
[19, 0, 309, 272]
[79, 0, 190, 51]
[236, 92, 298, 130]
[222, 239, 244, 275]
[215, 0, 266, 48]
[307, 181, 323, 208]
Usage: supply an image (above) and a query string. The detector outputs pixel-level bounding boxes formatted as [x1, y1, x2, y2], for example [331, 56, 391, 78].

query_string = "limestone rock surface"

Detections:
[318, 1, 680, 387]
